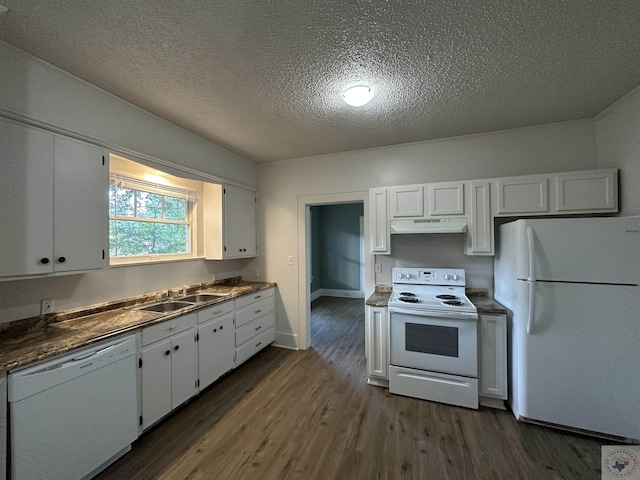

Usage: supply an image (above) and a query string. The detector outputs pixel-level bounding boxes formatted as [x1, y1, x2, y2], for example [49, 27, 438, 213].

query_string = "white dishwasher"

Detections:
[8, 335, 138, 480]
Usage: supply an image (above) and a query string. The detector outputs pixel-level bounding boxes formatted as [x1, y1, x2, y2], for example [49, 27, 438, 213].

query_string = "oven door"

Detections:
[390, 308, 477, 378]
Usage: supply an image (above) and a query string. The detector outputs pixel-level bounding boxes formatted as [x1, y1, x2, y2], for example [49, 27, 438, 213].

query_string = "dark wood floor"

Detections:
[96, 297, 606, 480]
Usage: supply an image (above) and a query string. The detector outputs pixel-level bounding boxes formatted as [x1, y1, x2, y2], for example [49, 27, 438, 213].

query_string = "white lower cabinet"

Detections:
[479, 313, 508, 408]
[234, 288, 276, 366]
[198, 313, 235, 390]
[365, 306, 389, 385]
[140, 313, 197, 430]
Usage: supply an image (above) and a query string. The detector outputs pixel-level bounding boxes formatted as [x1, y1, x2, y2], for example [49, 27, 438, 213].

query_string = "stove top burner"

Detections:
[442, 300, 464, 306]
[399, 296, 420, 303]
[399, 292, 416, 297]
[435, 294, 458, 300]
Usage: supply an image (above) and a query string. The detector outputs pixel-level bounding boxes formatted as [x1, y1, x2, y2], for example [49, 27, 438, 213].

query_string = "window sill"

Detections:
[110, 256, 206, 268]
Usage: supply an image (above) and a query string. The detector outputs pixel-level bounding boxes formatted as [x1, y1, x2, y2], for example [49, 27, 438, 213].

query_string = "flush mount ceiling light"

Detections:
[342, 85, 374, 107]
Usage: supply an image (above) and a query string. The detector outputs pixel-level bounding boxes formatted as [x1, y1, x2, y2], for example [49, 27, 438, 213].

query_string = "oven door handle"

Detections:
[389, 307, 478, 321]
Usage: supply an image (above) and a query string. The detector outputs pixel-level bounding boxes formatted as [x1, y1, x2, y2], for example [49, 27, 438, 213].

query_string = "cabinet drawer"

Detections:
[235, 296, 275, 328]
[235, 326, 275, 366]
[235, 312, 276, 346]
[142, 313, 196, 346]
[197, 301, 234, 324]
[234, 288, 274, 309]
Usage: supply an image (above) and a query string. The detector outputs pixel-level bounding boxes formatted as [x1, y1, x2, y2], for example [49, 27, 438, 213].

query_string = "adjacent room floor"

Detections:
[96, 297, 605, 480]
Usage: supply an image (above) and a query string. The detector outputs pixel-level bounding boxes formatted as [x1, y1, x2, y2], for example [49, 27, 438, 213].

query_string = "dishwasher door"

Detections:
[8, 335, 138, 480]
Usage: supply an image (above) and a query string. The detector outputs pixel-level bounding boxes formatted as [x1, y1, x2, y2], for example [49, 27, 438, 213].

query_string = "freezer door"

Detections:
[513, 280, 640, 439]
[512, 216, 640, 285]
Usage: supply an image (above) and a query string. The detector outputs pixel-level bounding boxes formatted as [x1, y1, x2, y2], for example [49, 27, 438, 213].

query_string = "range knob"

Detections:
[444, 274, 451, 280]
[398, 273, 405, 279]
[453, 274, 460, 281]
[406, 273, 413, 279]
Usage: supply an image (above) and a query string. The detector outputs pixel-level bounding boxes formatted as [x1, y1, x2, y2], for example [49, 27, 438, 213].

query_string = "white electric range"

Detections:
[388, 267, 479, 409]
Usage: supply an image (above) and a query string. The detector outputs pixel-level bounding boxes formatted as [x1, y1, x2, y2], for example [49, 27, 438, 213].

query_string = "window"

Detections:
[109, 171, 198, 263]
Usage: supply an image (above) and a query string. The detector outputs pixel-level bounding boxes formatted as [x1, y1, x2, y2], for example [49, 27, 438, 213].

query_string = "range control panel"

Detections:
[392, 267, 466, 286]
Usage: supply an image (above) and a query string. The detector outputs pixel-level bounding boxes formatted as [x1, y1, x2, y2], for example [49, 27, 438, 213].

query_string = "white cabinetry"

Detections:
[365, 306, 389, 386]
[389, 185, 423, 218]
[494, 175, 549, 215]
[493, 169, 618, 217]
[0, 118, 107, 278]
[555, 169, 617, 213]
[197, 302, 235, 390]
[234, 288, 276, 366]
[464, 181, 493, 255]
[427, 181, 464, 216]
[204, 183, 257, 259]
[479, 313, 507, 409]
[369, 187, 390, 254]
[140, 313, 197, 430]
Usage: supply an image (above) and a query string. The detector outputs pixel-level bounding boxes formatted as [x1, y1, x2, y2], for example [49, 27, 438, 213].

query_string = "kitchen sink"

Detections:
[135, 301, 195, 313]
[179, 292, 230, 303]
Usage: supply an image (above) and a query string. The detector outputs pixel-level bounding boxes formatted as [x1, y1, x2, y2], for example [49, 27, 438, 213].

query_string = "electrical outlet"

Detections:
[41, 299, 54, 315]
[288, 255, 294, 266]
[375, 263, 382, 274]
[253, 268, 260, 278]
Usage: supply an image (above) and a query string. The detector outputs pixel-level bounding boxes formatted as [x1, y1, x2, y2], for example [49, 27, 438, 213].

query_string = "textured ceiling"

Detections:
[1, 1, 640, 163]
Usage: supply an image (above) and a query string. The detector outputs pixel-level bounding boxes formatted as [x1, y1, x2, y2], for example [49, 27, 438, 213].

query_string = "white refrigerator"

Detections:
[494, 216, 640, 440]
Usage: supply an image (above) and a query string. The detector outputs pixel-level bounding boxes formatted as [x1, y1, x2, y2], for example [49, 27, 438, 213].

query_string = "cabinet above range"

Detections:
[370, 168, 618, 256]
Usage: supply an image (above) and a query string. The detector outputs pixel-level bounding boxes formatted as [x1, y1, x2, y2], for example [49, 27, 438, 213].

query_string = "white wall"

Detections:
[0, 41, 257, 187]
[258, 120, 597, 348]
[596, 85, 640, 216]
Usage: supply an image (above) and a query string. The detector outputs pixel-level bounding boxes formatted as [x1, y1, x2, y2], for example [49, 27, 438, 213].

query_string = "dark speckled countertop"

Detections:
[0, 277, 276, 373]
[365, 285, 507, 315]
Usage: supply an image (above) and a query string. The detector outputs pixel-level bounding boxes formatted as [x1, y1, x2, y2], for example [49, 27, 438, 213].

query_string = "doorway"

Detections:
[297, 192, 372, 349]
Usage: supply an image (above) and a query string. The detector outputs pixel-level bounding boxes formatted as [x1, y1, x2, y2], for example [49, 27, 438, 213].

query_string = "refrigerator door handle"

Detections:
[526, 280, 535, 335]
[526, 227, 536, 281]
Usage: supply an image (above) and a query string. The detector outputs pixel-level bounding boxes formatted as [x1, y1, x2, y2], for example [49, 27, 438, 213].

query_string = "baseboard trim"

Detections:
[312, 288, 363, 299]
[274, 332, 298, 350]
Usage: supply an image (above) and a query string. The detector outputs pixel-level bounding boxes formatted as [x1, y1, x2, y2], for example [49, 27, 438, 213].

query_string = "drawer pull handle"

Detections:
[40, 257, 50, 264]
[255, 342, 262, 347]
[165, 350, 171, 356]
[255, 309, 262, 314]
[174, 345, 180, 351]
[220, 325, 224, 330]
[255, 325, 262, 331]
[165, 325, 176, 331]
[212, 310, 222, 315]
[213, 328, 217, 332]
[255, 295, 262, 299]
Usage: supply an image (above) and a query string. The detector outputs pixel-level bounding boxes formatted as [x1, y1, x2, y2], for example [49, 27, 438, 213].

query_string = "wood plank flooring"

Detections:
[95, 297, 607, 480]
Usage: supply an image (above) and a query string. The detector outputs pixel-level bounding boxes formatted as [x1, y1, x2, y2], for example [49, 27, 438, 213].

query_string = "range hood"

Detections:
[390, 218, 468, 234]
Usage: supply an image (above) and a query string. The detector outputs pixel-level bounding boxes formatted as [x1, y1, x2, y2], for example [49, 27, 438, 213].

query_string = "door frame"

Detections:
[297, 192, 372, 349]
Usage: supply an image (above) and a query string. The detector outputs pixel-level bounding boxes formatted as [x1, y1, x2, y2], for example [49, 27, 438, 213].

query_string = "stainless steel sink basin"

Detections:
[179, 292, 230, 303]
[135, 301, 195, 313]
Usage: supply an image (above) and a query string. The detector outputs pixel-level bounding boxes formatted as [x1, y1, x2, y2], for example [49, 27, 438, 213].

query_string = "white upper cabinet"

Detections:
[369, 187, 390, 254]
[494, 175, 549, 215]
[204, 183, 258, 259]
[389, 185, 423, 218]
[555, 169, 618, 213]
[427, 181, 464, 216]
[0, 118, 107, 278]
[464, 181, 493, 255]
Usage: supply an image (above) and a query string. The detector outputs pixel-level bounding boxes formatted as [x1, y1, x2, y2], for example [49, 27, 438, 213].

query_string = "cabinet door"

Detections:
[224, 185, 257, 258]
[494, 176, 548, 215]
[365, 306, 388, 379]
[0, 119, 54, 276]
[141, 339, 172, 430]
[464, 181, 493, 255]
[171, 329, 198, 408]
[428, 182, 464, 216]
[198, 313, 235, 389]
[369, 187, 390, 254]
[389, 185, 423, 218]
[555, 169, 618, 213]
[479, 314, 507, 399]
[53, 136, 107, 272]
